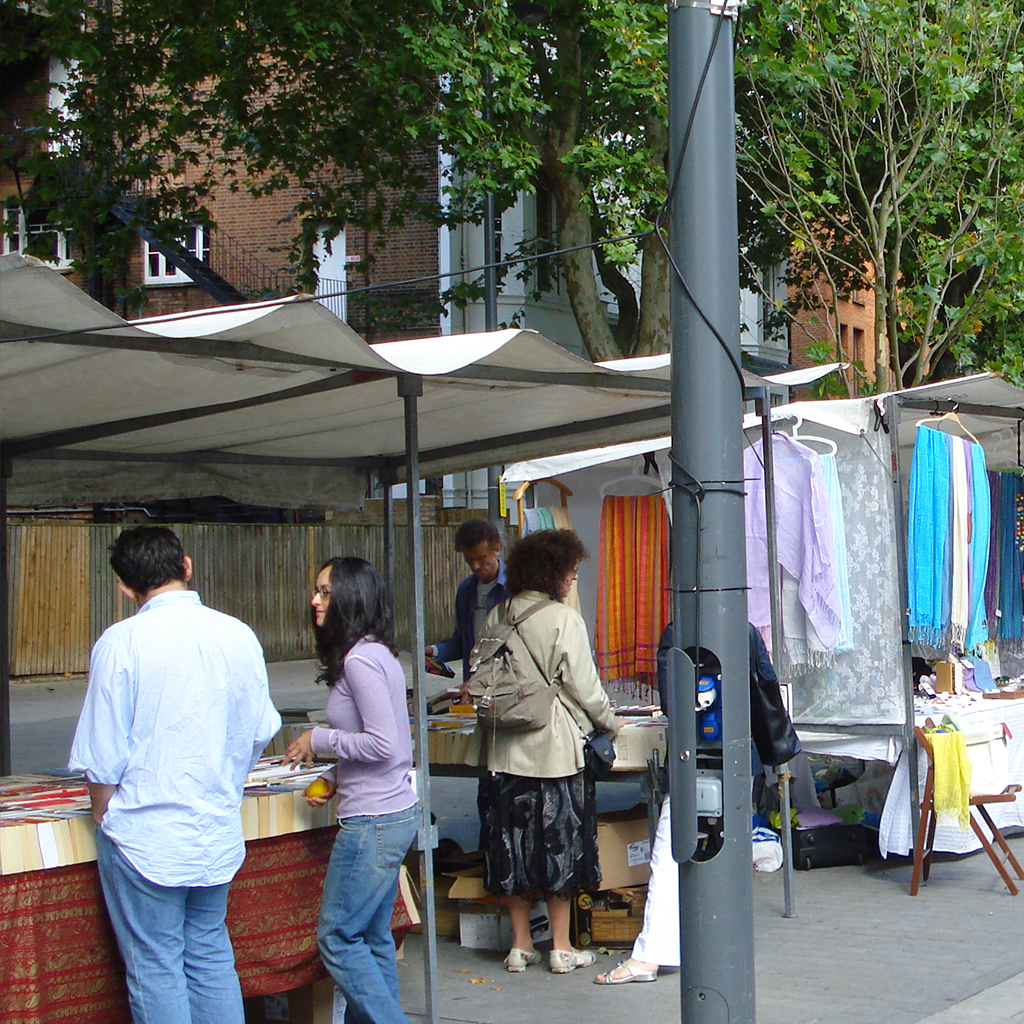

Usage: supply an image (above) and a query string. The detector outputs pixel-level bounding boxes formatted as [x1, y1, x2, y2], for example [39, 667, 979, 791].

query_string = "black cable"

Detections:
[660, 11, 747, 743]
[653, 11, 745, 391]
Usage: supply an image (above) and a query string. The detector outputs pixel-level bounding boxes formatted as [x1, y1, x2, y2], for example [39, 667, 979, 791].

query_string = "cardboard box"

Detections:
[596, 808, 652, 889]
[935, 660, 965, 694]
[411, 873, 461, 938]
[446, 869, 492, 902]
[572, 886, 648, 948]
[458, 903, 551, 950]
[613, 722, 668, 770]
[244, 979, 343, 1024]
[458, 904, 514, 950]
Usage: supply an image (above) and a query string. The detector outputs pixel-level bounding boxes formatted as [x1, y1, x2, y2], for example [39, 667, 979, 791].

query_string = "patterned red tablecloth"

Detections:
[1, 827, 346, 1024]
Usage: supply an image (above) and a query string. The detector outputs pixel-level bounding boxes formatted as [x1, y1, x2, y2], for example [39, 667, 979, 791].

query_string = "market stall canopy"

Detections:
[750, 374, 1024, 470]
[0, 255, 679, 508]
[502, 362, 848, 482]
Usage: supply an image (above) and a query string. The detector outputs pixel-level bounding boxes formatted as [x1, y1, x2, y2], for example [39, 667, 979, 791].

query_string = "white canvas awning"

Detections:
[0, 255, 679, 507]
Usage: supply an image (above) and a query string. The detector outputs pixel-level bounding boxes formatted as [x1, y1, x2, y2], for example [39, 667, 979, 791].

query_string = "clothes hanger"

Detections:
[781, 413, 838, 456]
[915, 402, 981, 446]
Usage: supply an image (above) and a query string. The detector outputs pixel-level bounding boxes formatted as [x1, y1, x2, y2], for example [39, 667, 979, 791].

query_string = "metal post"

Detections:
[757, 394, 796, 918]
[667, 0, 756, 1020]
[381, 465, 396, 606]
[399, 375, 439, 1024]
[0, 452, 10, 776]
[482, 108, 505, 536]
[885, 395, 921, 844]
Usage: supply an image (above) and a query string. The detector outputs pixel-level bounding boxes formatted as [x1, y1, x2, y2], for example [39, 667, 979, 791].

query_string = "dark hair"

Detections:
[454, 518, 500, 552]
[109, 526, 187, 595]
[505, 529, 588, 600]
[314, 557, 398, 685]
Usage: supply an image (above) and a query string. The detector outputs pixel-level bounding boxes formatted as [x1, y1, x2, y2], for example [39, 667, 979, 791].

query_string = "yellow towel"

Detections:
[931, 730, 972, 831]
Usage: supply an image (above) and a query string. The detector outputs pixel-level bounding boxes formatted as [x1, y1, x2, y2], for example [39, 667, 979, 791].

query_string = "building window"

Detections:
[2, 206, 72, 269]
[534, 186, 561, 296]
[314, 228, 348, 321]
[850, 288, 865, 306]
[143, 226, 209, 284]
[852, 326, 865, 363]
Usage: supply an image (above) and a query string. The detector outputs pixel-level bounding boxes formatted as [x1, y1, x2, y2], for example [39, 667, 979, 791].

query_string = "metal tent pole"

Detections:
[885, 395, 921, 845]
[381, 465, 397, 605]
[399, 375, 439, 1024]
[756, 395, 796, 918]
[0, 452, 10, 776]
[667, 0, 755, 1019]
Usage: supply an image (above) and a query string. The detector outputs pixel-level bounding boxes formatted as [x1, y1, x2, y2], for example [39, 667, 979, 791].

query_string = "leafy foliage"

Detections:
[736, 0, 1024, 391]
[1, 0, 672, 359]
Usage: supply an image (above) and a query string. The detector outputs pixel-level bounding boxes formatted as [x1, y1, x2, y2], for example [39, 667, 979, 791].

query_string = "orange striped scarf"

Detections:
[595, 494, 670, 690]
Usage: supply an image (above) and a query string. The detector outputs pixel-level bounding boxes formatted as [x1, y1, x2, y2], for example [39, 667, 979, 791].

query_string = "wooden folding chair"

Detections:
[910, 719, 1024, 895]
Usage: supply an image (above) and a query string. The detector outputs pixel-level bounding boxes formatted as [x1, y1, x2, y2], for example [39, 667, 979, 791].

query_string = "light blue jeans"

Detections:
[317, 806, 418, 1024]
[95, 828, 244, 1024]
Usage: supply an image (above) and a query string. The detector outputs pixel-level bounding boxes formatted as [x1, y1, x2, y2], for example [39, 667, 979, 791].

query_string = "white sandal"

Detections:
[504, 947, 542, 972]
[594, 960, 659, 985]
[549, 948, 597, 973]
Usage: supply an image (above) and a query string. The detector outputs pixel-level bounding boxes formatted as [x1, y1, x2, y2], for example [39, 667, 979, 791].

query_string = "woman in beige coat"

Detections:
[473, 529, 619, 975]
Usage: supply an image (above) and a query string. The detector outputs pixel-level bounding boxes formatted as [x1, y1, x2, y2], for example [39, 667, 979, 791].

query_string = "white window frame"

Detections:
[143, 225, 209, 285]
[1, 206, 73, 269]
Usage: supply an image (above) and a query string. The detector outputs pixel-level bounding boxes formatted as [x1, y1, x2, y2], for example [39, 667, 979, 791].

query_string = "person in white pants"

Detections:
[594, 794, 675, 984]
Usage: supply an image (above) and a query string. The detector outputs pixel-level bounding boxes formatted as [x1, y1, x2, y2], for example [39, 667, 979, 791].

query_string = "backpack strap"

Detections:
[506, 598, 555, 684]
[506, 597, 555, 627]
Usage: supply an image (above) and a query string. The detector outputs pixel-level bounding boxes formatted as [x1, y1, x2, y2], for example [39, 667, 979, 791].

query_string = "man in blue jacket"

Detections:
[427, 518, 509, 682]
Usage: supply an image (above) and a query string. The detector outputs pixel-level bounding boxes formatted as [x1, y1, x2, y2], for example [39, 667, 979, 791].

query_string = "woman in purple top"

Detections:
[284, 557, 417, 1024]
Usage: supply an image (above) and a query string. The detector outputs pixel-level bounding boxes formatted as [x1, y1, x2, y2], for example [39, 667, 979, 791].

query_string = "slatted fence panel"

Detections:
[6, 522, 491, 676]
[10, 525, 91, 676]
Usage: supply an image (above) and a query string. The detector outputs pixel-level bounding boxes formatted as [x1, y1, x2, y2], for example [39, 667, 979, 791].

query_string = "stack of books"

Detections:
[0, 756, 339, 877]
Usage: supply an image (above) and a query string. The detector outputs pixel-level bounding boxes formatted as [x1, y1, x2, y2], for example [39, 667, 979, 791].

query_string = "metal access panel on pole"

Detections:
[666, 0, 756, 1021]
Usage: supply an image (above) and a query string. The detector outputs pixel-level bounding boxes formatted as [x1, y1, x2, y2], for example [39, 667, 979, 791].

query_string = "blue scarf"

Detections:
[999, 474, 1024, 641]
[908, 426, 951, 646]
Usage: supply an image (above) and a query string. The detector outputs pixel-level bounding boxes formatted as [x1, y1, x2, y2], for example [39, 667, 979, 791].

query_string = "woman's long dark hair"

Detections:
[313, 557, 398, 685]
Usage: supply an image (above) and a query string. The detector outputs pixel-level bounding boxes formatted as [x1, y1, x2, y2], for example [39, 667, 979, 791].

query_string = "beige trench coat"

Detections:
[464, 590, 619, 778]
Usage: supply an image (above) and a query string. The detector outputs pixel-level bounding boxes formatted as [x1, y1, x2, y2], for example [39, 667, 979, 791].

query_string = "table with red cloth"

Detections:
[0, 825, 414, 1024]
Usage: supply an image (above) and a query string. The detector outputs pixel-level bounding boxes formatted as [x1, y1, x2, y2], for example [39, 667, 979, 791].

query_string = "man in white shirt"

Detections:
[69, 526, 281, 1024]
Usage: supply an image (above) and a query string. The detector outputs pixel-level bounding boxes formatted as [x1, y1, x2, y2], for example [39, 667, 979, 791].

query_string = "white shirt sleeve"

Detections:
[68, 637, 135, 786]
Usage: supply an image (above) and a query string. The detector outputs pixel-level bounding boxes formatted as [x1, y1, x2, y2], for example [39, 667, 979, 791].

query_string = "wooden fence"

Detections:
[6, 523, 473, 677]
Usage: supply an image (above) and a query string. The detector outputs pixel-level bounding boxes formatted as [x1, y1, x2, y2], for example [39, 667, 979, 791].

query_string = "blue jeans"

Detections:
[95, 829, 244, 1024]
[318, 806, 418, 1024]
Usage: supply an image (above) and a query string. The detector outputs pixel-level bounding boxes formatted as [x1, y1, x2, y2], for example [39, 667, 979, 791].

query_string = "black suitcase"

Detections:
[790, 823, 876, 870]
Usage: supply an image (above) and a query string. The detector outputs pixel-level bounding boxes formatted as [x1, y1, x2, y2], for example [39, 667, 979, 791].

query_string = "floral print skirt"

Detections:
[483, 770, 600, 898]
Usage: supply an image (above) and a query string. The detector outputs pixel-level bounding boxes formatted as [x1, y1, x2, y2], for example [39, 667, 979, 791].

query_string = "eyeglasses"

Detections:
[313, 586, 331, 601]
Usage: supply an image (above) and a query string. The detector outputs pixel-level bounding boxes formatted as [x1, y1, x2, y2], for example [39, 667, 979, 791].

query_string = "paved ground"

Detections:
[10, 663, 1024, 1024]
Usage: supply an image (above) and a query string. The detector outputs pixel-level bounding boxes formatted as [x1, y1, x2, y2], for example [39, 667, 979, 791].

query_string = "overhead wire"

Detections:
[1, 229, 655, 344]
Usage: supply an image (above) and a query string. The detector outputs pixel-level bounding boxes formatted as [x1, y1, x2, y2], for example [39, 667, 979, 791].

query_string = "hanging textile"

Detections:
[907, 425, 993, 651]
[744, 435, 842, 663]
[964, 442, 991, 652]
[820, 452, 855, 655]
[594, 494, 670, 691]
[521, 506, 556, 534]
[907, 425, 952, 646]
[984, 471, 1001, 638]
[998, 473, 1024, 647]
[949, 435, 971, 646]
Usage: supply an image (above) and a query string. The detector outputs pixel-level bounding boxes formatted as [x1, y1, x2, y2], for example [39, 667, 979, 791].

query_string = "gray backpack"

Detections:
[466, 599, 556, 733]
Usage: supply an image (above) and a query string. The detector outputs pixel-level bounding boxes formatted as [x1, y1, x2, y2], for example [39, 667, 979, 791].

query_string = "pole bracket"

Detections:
[670, 0, 742, 16]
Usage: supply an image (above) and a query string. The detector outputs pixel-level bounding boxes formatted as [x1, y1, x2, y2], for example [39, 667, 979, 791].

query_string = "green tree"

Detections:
[736, 0, 1024, 393]
[2, 0, 670, 361]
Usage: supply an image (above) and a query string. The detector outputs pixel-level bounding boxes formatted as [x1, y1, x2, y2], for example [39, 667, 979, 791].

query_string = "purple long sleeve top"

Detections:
[309, 637, 416, 820]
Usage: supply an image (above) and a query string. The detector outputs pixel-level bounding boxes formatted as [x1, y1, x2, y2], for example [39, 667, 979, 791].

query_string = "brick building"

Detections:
[788, 274, 880, 394]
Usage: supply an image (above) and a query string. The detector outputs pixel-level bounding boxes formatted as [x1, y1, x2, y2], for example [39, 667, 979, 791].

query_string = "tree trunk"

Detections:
[635, 231, 669, 356]
[556, 186, 620, 361]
